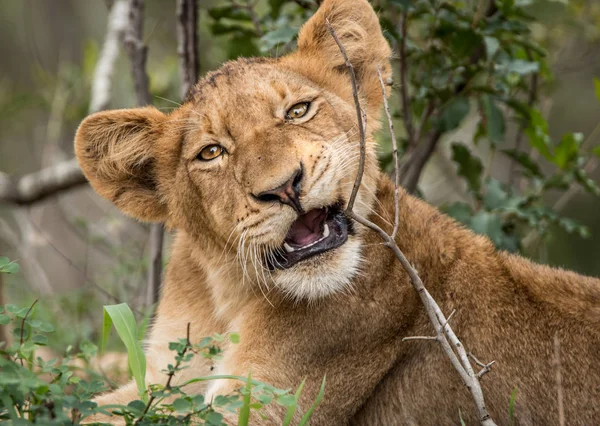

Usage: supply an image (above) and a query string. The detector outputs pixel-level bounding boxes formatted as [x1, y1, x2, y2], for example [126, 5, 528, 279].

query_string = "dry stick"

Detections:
[326, 24, 497, 426]
[123, 0, 164, 307]
[325, 19, 366, 214]
[554, 334, 565, 426]
[376, 66, 400, 239]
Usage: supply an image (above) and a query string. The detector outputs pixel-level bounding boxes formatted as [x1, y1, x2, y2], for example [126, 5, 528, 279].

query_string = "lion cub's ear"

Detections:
[75, 107, 168, 222]
[294, 0, 392, 113]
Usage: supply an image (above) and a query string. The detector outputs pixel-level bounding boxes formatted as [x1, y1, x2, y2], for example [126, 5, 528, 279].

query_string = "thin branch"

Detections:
[18, 299, 38, 367]
[325, 19, 366, 214]
[0, 159, 87, 205]
[232, 0, 263, 37]
[402, 336, 438, 342]
[136, 323, 192, 424]
[90, 0, 130, 113]
[328, 23, 497, 426]
[377, 66, 400, 239]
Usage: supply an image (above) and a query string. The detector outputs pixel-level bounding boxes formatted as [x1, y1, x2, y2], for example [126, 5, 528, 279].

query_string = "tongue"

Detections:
[285, 209, 326, 247]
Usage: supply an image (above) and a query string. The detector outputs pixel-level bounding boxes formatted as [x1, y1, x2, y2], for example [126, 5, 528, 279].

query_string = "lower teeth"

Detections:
[283, 224, 331, 253]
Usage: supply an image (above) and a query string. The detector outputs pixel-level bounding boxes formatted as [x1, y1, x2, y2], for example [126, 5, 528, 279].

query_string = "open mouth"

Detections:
[269, 203, 349, 270]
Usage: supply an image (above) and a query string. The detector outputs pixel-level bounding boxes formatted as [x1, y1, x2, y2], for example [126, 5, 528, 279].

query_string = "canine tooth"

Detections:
[323, 223, 330, 238]
[283, 243, 295, 253]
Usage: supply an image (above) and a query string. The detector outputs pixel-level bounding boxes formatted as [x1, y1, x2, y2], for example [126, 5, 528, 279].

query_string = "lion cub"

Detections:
[75, 0, 600, 424]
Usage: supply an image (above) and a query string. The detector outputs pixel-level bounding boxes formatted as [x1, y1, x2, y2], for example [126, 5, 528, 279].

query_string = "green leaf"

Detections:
[102, 304, 147, 401]
[594, 78, 600, 103]
[298, 375, 326, 426]
[238, 371, 253, 426]
[502, 149, 542, 177]
[554, 133, 583, 169]
[172, 397, 192, 413]
[593, 145, 600, 158]
[507, 59, 539, 75]
[229, 332, 240, 344]
[260, 27, 298, 53]
[0, 314, 9, 325]
[32, 334, 48, 346]
[525, 109, 553, 160]
[484, 36, 500, 59]
[0, 257, 20, 274]
[443, 202, 474, 225]
[276, 394, 297, 407]
[482, 96, 505, 144]
[470, 211, 504, 246]
[438, 98, 470, 133]
[451, 143, 483, 193]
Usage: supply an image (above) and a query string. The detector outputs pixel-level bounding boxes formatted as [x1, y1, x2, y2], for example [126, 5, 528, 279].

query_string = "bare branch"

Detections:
[90, 0, 130, 113]
[177, 0, 199, 100]
[0, 159, 87, 205]
[325, 19, 366, 214]
[0, 0, 132, 205]
[328, 22, 497, 426]
[377, 66, 401, 239]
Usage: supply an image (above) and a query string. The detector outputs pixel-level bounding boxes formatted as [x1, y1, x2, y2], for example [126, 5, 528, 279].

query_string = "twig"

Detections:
[402, 336, 438, 342]
[554, 334, 565, 426]
[327, 23, 497, 426]
[90, 0, 130, 113]
[18, 299, 38, 367]
[398, 11, 414, 147]
[325, 19, 366, 214]
[377, 66, 400, 239]
[176, 0, 199, 100]
[469, 352, 496, 378]
[136, 323, 191, 424]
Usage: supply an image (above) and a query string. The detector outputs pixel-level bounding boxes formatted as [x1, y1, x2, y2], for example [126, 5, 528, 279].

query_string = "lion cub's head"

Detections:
[75, 0, 391, 301]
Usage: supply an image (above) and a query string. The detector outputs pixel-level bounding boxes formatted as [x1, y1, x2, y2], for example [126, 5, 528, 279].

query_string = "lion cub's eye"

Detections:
[197, 145, 224, 161]
[286, 102, 310, 120]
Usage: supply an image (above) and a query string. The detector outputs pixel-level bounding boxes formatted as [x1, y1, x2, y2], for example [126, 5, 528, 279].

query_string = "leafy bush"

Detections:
[0, 260, 324, 425]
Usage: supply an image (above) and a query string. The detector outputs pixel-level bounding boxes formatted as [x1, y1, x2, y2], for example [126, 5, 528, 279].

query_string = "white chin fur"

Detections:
[272, 237, 363, 301]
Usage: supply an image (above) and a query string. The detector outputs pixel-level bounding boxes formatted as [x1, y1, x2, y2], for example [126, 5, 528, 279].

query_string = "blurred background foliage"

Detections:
[0, 0, 599, 351]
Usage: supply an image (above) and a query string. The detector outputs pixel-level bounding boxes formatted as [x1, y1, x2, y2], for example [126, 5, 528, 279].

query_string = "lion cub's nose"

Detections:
[254, 166, 304, 214]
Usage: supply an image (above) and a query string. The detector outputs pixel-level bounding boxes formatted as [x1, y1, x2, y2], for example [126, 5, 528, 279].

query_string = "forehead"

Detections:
[186, 59, 321, 130]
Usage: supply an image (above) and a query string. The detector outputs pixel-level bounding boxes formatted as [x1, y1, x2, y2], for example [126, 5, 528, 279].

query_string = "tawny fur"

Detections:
[74, 0, 600, 424]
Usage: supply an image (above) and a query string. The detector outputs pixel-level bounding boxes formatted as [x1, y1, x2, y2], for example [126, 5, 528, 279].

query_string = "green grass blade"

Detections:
[103, 304, 147, 402]
[298, 375, 326, 426]
[100, 307, 113, 355]
[282, 378, 306, 426]
[237, 370, 252, 426]
[508, 388, 517, 426]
